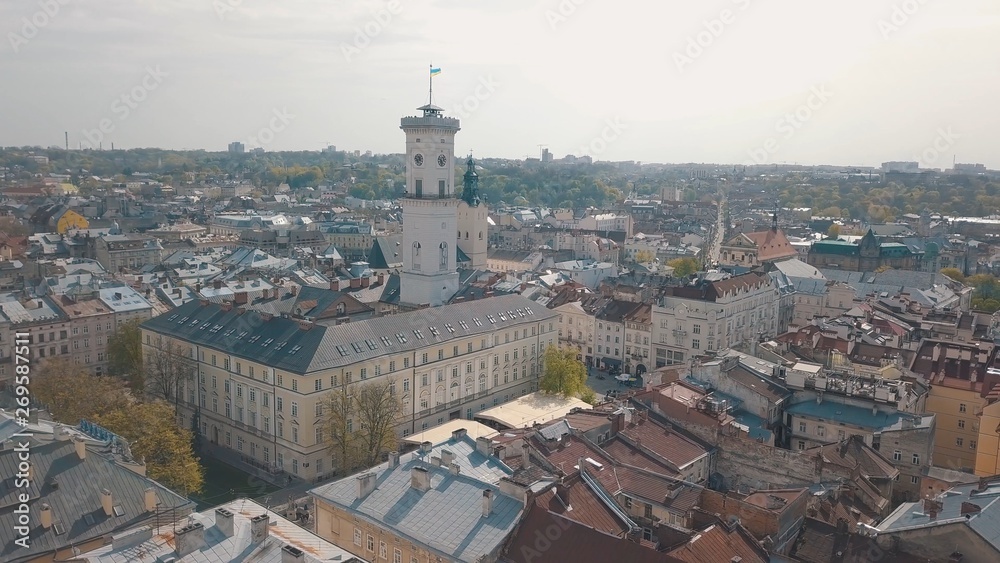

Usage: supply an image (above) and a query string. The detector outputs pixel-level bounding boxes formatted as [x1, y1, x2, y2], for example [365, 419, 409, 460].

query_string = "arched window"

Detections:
[478, 231, 483, 240]
[412, 242, 421, 271]
[335, 302, 346, 315]
[439, 242, 448, 270]
[465, 231, 469, 240]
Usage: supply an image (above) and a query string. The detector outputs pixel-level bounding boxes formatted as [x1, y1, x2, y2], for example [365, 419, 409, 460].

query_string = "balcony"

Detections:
[672, 329, 687, 337]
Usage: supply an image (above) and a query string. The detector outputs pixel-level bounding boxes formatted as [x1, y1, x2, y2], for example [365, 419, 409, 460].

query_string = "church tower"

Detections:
[457, 156, 488, 269]
[399, 102, 460, 308]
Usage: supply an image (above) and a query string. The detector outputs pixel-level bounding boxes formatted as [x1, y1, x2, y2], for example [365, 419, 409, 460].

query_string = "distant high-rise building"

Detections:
[541, 148, 553, 162]
[228, 141, 245, 154]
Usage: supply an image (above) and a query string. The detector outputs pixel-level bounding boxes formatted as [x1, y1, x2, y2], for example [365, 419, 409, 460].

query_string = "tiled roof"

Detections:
[665, 522, 769, 563]
[743, 229, 798, 262]
[727, 365, 791, 404]
[813, 436, 899, 480]
[142, 293, 555, 375]
[601, 439, 681, 478]
[617, 420, 710, 470]
[533, 474, 630, 536]
[503, 505, 676, 563]
[615, 467, 702, 513]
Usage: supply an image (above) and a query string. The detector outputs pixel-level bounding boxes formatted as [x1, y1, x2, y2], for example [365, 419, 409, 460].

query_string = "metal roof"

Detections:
[142, 293, 556, 375]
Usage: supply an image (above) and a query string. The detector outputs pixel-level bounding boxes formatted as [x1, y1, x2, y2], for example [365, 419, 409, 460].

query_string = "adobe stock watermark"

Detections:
[213, 0, 244, 20]
[519, 511, 574, 562]
[7, 0, 72, 54]
[577, 117, 626, 160]
[82, 66, 169, 149]
[246, 108, 295, 150]
[450, 76, 498, 121]
[878, 0, 931, 40]
[673, 0, 753, 73]
[545, 0, 588, 30]
[913, 127, 959, 169]
[340, 1, 403, 63]
[745, 84, 833, 165]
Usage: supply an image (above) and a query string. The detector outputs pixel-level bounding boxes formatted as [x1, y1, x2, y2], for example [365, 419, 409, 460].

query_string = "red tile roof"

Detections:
[533, 474, 629, 536]
[666, 523, 769, 563]
[503, 505, 680, 563]
[618, 419, 709, 470]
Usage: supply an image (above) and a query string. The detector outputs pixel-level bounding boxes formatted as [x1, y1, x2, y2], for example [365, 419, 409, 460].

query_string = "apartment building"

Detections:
[0, 294, 68, 385]
[651, 272, 779, 368]
[623, 303, 652, 376]
[140, 294, 558, 482]
[550, 290, 603, 367]
[94, 234, 164, 272]
[594, 300, 641, 372]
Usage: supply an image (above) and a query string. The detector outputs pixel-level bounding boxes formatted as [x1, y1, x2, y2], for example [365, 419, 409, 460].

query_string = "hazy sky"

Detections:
[3, 0, 999, 168]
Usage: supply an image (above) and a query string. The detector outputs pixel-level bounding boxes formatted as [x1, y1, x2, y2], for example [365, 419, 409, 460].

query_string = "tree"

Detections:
[940, 267, 965, 283]
[324, 385, 360, 472]
[32, 359, 131, 423]
[144, 339, 196, 410]
[668, 257, 701, 278]
[634, 250, 656, 264]
[539, 346, 590, 398]
[324, 379, 403, 472]
[826, 224, 841, 239]
[96, 401, 204, 495]
[107, 318, 144, 389]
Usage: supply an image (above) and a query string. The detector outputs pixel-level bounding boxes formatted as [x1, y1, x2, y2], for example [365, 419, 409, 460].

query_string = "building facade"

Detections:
[456, 157, 488, 270]
[141, 294, 558, 482]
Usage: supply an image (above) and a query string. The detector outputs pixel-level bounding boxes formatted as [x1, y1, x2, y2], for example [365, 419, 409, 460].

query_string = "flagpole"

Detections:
[428, 63, 433, 106]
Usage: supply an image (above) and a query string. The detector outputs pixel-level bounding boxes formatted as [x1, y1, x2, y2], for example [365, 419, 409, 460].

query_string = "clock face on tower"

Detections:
[437, 154, 447, 167]
[413, 154, 423, 166]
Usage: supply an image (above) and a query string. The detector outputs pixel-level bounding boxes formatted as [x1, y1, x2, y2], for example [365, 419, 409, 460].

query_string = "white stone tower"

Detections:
[399, 102, 460, 307]
[457, 156, 488, 269]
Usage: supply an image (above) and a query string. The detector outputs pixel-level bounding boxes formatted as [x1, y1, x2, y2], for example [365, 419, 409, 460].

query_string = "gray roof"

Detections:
[309, 436, 521, 562]
[0, 423, 194, 562]
[770, 258, 825, 279]
[75, 498, 366, 563]
[142, 293, 556, 375]
[878, 481, 1000, 551]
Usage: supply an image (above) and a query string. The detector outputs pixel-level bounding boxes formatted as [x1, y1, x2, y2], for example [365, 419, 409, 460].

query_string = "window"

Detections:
[379, 541, 387, 559]
[394, 548, 402, 563]
[412, 242, 421, 270]
[276, 397, 283, 412]
[959, 403, 967, 413]
[971, 440, 978, 449]
[911, 475, 919, 484]
[957, 437, 964, 446]
[692, 339, 699, 350]
[439, 242, 448, 270]
[292, 427, 298, 443]
[816, 426, 825, 438]
[315, 379, 322, 391]
[912, 453, 920, 465]
[893, 450, 901, 461]
[367, 535, 375, 552]
[798, 422, 806, 433]
[291, 402, 298, 417]
[644, 504, 653, 518]
[354, 528, 363, 546]
[958, 419, 965, 429]
[797, 441, 805, 450]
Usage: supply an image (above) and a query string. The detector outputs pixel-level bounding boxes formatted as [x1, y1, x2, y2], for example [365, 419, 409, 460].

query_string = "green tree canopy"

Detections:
[668, 257, 701, 277]
[107, 318, 144, 388]
[539, 346, 590, 398]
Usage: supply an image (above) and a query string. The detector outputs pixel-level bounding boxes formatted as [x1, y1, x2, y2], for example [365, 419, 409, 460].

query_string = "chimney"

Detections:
[144, 488, 157, 512]
[215, 507, 235, 537]
[175, 522, 206, 557]
[351, 278, 361, 289]
[420, 441, 433, 455]
[431, 456, 443, 467]
[612, 411, 625, 436]
[451, 428, 468, 441]
[361, 277, 370, 288]
[290, 285, 297, 296]
[482, 489, 494, 517]
[40, 503, 52, 529]
[330, 279, 340, 291]
[377, 273, 385, 285]
[54, 424, 70, 441]
[356, 472, 377, 500]
[388, 451, 399, 468]
[213, 279, 222, 290]
[74, 437, 87, 460]
[450, 463, 461, 476]
[411, 466, 431, 492]
[220, 302, 232, 312]
[281, 545, 306, 563]
[476, 436, 491, 456]
[250, 514, 269, 542]
[234, 292, 248, 305]
[441, 449, 456, 466]
[28, 461, 35, 482]
[101, 489, 114, 517]
[522, 443, 531, 470]
[961, 502, 981, 517]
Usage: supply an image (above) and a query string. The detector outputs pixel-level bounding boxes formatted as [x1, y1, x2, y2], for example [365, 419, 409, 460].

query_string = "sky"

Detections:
[3, 0, 1000, 168]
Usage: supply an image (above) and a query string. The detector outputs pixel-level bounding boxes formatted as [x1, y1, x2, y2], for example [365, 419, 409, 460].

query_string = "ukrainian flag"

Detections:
[430, 67, 442, 76]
